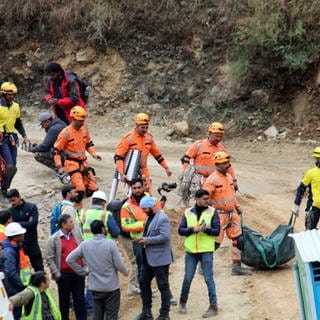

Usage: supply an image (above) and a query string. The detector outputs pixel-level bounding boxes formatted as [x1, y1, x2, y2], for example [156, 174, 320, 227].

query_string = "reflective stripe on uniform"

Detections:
[194, 165, 215, 174]
[64, 150, 86, 157]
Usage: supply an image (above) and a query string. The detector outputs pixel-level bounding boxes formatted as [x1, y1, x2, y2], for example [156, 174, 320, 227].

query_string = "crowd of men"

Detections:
[0, 61, 317, 320]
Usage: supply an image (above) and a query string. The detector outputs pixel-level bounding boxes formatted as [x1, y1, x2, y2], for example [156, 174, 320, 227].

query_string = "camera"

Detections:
[157, 182, 177, 195]
[157, 182, 177, 203]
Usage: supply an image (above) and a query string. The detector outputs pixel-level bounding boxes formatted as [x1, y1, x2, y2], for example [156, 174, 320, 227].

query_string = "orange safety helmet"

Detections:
[208, 122, 224, 134]
[70, 106, 87, 121]
[1, 82, 18, 95]
[135, 113, 149, 125]
[213, 151, 230, 164]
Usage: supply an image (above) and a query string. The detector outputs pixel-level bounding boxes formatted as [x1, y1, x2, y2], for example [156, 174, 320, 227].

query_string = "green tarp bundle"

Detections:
[241, 214, 296, 269]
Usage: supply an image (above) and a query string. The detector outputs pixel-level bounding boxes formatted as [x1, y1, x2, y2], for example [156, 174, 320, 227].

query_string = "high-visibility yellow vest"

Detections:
[82, 208, 112, 240]
[0, 101, 21, 133]
[22, 286, 61, 320]
[19, 249, 31, 286]
[184, 207, 215, 253]
[121, 202, 145, 239]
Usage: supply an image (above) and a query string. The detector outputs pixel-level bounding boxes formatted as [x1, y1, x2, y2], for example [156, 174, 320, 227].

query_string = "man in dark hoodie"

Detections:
[6, 189, 43, 272]
[31, 111, 66, 170]
[178, 189, 220, 319]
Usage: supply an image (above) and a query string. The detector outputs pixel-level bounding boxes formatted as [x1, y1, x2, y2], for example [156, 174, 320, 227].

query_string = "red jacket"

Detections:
[45, 70, 86, 124]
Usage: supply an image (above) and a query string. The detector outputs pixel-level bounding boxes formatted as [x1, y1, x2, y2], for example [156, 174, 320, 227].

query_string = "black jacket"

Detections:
[9, 201, 39, 247]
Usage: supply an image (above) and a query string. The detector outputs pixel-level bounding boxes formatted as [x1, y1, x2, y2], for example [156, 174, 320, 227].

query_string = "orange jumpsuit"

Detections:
[203, 170, 241, 263]
[54, 124, 98, 194]
[114, 129, 168, 190]
[182, 139, 236, 185]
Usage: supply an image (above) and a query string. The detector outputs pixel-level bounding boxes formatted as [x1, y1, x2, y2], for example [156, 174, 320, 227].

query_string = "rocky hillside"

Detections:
[1, 0, 320, 140]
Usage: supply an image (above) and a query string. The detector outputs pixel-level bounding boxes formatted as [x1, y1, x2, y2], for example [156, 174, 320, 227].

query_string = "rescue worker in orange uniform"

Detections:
[203, 151, 251, 276]
[114, 113, 172, 192]
[54, 106, 101, 207]
[181, 122, 238, 189]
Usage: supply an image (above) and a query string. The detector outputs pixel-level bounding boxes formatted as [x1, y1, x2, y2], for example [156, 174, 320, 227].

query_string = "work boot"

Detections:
[178, 301, 187, 314]
[134, 312, 154, 320]
[202, 303, 218, 318]
[127, 284, 141, 296]
[170, 296, 177, 306]
[155, 316, 170, 320]
[231, 263, 252, 276]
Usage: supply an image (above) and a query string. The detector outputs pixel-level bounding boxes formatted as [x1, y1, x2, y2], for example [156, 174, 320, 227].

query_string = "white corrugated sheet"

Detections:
[289, 229, 320, 262]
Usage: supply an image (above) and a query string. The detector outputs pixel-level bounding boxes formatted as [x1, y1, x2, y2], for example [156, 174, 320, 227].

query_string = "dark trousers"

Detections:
[12, 306, 21, 320]
[305, 206, 320, 230]
[133, 242, 143, 280]
[34, 152, 56, 170]
[139, 260, 170, 317]
[23, 244, 44, 271]
[91, 289, 120, 320]
[57, 272, 87, 320]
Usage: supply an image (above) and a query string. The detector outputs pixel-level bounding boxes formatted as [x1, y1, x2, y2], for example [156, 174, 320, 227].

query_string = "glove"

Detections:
[235, 206, 243, 215]
[291, 204, 300, 217]
[233, 179, 239, 191]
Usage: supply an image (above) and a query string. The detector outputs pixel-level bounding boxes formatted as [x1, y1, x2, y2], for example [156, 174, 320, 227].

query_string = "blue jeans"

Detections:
[180, 252, 217, 304]
[0, 134, 17, 165]
[0, 134, 17, 189]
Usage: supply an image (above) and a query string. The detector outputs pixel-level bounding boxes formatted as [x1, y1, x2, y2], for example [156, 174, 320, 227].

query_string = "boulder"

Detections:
[251, 89, 269, 107]
[172, 121, 189, 137]
[76, 48, 96, 64]
[264, 125, 278, 138]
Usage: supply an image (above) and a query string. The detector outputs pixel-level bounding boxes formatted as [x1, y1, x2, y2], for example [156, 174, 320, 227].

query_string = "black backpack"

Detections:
[107, 199, 127, 228]
[67, 71, 90, 103]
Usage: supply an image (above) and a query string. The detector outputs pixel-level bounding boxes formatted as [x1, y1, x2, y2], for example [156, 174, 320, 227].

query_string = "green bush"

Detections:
[228, 0, 320, 86]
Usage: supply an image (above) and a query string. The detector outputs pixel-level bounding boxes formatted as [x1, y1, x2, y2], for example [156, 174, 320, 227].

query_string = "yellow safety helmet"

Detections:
[208, 122, 224, 134]
[213, 151, 230, 164]
[135, 113, 149, 125]
[70, 106, 87, 121]
[1, 82, 17, 95]
[313, 147, 320, 158]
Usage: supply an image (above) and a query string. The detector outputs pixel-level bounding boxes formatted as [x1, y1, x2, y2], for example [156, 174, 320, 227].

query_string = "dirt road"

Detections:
[4, 118, 309, 320]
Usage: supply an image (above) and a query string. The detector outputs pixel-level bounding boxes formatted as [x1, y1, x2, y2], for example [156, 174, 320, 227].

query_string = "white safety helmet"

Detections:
[5, 222, 26, 237]
[92, 190, 107, 202]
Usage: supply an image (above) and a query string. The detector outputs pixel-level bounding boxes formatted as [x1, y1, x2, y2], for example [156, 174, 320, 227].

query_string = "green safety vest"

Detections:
[184, 207, 215, 253]
[82, 208, 112, 240]
[22, 286, 61, 320]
